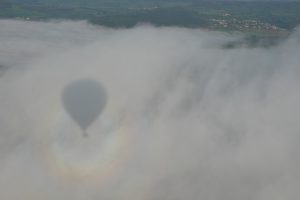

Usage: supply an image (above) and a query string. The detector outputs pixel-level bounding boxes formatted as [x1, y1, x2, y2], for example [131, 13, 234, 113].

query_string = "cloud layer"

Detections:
[0, 20, 300, 200]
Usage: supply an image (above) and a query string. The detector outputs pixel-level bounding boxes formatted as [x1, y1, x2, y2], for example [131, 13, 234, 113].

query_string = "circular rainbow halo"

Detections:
[39, 101, 132, 184]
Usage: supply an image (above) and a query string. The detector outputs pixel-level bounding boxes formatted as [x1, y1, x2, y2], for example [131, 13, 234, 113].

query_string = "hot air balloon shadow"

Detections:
[62, 79, 107, 138]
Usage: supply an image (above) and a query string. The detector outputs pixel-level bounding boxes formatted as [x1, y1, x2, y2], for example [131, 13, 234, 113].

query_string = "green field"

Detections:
[1, 0, 300, 34]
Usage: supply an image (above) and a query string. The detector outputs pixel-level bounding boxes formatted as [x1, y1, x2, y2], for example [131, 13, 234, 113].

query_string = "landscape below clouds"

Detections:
[0, 20, 300, 200]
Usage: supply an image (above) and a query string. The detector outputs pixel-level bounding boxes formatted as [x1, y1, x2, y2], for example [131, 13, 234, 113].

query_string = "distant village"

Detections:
[210, 13, 285, 33]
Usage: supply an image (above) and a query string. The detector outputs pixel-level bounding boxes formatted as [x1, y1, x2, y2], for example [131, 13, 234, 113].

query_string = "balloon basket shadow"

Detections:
[82, 130, 89, 138]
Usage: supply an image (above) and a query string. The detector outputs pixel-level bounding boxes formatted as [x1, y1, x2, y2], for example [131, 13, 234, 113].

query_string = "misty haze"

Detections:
[0, 16, 300, 200]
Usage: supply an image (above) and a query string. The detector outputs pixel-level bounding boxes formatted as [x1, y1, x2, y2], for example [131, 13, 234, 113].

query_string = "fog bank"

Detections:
[0, 20, 300, 200]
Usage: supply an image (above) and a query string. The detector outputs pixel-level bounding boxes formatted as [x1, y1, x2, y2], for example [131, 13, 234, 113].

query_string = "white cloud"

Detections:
[0, 19, 299, 200]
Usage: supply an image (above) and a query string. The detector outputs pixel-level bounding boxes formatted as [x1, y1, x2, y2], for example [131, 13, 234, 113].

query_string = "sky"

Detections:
[0, 20, 300, 200]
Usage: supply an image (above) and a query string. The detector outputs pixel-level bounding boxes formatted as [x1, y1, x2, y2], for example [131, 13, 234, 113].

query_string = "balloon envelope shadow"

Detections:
[62, 79, 107, 137]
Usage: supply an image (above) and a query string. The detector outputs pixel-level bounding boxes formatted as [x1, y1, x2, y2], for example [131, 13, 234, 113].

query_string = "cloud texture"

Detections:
[0, 20, 300, 200]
